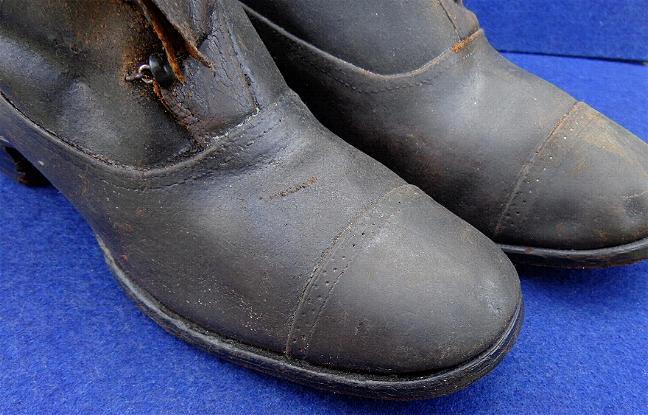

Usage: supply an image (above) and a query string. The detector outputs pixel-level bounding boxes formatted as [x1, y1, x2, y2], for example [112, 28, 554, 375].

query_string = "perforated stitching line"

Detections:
[285, 186, 413, 356]
[493, 102, 582, 236]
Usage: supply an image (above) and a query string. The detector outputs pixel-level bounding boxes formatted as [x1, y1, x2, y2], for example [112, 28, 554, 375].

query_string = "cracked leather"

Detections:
[241, 0, 648, 251]
[0, 0, 520, 375]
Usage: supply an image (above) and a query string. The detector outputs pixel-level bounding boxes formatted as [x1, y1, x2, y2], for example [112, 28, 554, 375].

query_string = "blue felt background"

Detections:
[466, 0, 648, 61]
[1, 53, 646, 414]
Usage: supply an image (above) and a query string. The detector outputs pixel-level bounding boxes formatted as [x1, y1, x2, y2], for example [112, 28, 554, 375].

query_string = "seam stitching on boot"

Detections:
[284, 30, 482, 94]
[493, 101, 582, 237]
[284, 185, 415, 357]
[0, 89, 292, 184]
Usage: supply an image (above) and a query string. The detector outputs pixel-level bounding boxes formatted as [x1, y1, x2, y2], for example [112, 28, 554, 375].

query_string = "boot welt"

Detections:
[499, 236, 648, 269]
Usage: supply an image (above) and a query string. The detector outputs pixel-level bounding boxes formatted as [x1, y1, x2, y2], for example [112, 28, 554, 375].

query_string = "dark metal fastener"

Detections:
[125, 53, 175, 87]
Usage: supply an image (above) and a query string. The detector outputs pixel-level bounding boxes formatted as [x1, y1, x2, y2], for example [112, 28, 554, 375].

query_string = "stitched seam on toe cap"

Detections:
[284, 184, 419, 358]
[493, 102, 588, 237]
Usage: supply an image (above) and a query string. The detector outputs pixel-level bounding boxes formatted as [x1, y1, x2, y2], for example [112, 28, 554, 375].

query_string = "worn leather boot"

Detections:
[240, 0, 648, 268]
[0, 0, 522, 399]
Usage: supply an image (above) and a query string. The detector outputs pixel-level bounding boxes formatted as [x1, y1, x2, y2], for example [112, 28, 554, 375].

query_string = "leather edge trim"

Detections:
[500, 234, 648, 268]
[0, 89, 295, 177]
[243, 3, 485, 81]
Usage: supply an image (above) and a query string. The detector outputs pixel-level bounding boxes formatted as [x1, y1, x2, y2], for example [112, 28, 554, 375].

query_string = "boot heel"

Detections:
[0, 139, 49, 186]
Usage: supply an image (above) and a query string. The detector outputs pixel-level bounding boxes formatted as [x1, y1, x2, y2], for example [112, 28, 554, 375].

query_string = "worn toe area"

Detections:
[287, 185, 521, 375]
[495, 102, 648, 250]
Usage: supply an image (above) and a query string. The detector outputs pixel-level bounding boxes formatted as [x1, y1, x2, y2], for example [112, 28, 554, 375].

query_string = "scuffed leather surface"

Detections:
[495, 103, 648, 249]
[0, 0, 520, 375]
[2, 51, 646, 413]
[154, 0, 258, 146]
[294, 186, 518, 373]
[0, 0, 281, 166]
[243, 2, 648, 250]
[0, 92, 398, 356]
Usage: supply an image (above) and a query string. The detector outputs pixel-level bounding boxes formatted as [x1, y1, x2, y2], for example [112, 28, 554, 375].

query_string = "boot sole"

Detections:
[98, 237, 524, 400]
[499, 237, 648, 268]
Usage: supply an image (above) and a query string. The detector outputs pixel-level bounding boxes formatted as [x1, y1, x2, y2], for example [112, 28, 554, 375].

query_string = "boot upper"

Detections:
[0, 0, 521, 375]
[241, 0, 648, 252]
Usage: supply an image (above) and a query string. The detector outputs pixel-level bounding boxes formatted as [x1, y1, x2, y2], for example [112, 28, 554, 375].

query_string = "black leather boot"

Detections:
[240, 0, 648, 268]
[0, 0, 522, 399]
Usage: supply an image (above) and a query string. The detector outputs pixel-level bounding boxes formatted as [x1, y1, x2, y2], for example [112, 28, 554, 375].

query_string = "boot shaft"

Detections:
[241, 0, 478, 74]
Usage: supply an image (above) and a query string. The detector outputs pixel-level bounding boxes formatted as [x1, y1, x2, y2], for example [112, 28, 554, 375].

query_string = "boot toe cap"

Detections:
[496, 102, 648, 250]
[289, 185, 521, 375]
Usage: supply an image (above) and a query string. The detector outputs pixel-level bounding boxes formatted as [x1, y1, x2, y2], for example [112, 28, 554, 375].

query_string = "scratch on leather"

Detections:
[267, 176, 317, 200]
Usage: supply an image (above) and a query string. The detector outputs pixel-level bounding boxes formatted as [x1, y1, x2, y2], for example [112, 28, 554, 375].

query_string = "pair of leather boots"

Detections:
[1, 0, 645, 400]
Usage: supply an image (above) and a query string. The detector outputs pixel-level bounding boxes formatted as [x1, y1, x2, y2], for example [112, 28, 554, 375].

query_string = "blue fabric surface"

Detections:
[1, 54, 647, 414]
[465, 0, 648, 61]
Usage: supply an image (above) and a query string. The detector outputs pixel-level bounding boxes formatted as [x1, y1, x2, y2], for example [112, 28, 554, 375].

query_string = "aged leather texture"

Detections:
[0, 0, 521, 396]
[241, 0, 648, 255]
